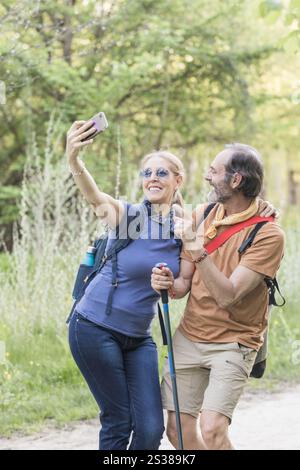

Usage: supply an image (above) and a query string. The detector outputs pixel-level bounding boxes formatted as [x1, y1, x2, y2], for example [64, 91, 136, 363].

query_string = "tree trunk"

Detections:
[62, 0, 76, 65]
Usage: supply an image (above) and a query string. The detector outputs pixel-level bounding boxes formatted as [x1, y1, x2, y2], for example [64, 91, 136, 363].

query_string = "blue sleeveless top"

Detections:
[75, 200, 181, 337]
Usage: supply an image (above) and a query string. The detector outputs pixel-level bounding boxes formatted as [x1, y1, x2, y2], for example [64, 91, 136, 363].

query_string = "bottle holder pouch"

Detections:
[72, 264, 94, 300]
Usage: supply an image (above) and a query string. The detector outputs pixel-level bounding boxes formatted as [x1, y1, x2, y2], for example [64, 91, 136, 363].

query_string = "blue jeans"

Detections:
[68, 311, 165, 450]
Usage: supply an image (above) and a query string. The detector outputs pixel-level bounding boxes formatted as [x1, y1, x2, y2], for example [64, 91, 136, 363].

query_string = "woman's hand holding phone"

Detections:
[66, 112, 108, 163]
[66, 120, 96, 163]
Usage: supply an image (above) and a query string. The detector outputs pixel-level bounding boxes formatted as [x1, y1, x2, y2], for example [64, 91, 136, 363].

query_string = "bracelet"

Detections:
[192, 248, 208, 264]
[69, 160, 85, 177]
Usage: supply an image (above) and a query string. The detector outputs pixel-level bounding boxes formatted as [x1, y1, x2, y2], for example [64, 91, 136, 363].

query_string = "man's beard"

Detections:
[207, 188, 218, 203]
[207, 184, 232, 204]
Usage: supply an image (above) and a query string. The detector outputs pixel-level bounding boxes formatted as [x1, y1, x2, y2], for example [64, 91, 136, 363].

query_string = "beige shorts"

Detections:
[161, 329, 257, 422]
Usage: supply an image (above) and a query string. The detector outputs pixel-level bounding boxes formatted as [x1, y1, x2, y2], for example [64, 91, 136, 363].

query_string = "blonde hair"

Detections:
[141, 150, 185, 207]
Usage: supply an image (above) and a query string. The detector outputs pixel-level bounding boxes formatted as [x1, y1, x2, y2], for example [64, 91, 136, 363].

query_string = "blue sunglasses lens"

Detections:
[140, 168, 170, 179]
[157, 168, 169, 178]
[140, 168, 152, 178]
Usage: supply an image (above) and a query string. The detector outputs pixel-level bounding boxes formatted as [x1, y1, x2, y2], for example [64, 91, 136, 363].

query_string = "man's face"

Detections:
[204, 150, 234, 203]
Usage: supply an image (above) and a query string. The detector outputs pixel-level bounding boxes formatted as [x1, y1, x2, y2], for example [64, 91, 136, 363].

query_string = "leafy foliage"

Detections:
[2, 0, 300, 245]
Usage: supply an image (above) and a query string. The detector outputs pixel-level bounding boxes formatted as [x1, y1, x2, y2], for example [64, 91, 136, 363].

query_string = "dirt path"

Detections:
[1, 386, 300, 450]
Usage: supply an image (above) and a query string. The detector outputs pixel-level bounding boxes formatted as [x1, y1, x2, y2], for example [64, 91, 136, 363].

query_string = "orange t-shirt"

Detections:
[179, 203, 285, 350]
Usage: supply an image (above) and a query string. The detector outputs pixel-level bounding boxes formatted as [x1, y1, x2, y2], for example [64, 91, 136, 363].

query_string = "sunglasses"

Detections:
[140, 167, 170, 179]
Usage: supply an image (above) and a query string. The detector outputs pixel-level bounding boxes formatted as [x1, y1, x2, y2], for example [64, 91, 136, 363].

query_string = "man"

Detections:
[151, 143, 285, 450]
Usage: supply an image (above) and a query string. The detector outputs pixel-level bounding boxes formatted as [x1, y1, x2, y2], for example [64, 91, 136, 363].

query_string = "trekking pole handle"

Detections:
[155, 262, 169, 304]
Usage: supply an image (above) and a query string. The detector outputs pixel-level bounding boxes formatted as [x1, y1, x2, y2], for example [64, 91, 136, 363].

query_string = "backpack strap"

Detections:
[197, 203, 216, 227]
[93, 235, 109, 270]
[265, 277, 286, 307]
[103, 235, 138, 315]
[105, 251, 118, 316]
[238, 221, 268, 254]
[102, 204, 145, 315]
[238, 222, 285, 307]
[204, 217, 274, 254]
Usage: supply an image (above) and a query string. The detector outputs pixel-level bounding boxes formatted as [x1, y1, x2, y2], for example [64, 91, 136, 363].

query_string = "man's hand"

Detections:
[151, 266, 175, 294]
[173, 209, 204, 251]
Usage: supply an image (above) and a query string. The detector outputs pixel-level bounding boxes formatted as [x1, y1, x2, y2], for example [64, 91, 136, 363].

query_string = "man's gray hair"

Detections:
[225, 142, 262, 160]
[224, 142, 264, 198]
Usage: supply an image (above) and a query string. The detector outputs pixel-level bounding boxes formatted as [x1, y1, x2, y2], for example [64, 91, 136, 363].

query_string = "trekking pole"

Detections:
[155, 262, 184, 450]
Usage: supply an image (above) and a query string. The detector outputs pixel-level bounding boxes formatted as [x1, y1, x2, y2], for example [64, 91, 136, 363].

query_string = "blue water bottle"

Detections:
[82, 246, 96, 266]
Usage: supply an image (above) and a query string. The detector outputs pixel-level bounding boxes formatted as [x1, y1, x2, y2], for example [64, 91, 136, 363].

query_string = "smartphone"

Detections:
[81, 112, 108, 142]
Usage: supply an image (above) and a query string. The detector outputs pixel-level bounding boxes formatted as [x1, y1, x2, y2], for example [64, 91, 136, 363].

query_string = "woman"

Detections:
[66, 119, 184, 450]
[66, 119, 276, 450]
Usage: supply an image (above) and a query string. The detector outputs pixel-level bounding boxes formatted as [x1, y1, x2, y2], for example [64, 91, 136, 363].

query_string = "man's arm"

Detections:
[189, 223, 284, 309]
[192, 256, 264, 309]
[172, 204, 282, 309]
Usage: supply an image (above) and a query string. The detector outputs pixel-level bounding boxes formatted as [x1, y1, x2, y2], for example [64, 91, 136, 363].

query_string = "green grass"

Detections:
[0, 326, 98, 437]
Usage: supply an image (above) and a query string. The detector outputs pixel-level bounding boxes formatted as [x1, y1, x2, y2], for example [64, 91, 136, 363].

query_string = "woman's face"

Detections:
[141, 156, 182, 205]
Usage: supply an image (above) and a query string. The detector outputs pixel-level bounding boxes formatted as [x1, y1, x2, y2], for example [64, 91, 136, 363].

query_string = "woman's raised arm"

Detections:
[66, 120, 124, 229]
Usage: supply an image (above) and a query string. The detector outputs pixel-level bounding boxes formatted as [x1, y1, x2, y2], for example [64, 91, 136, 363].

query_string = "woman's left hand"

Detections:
[259, 200, 279, 218]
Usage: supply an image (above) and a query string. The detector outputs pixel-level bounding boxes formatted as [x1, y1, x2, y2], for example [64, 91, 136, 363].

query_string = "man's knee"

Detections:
[200, 411, 229, 448]
[201, 421, 222, 446]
